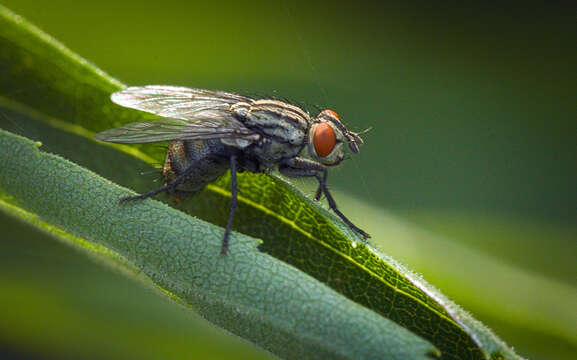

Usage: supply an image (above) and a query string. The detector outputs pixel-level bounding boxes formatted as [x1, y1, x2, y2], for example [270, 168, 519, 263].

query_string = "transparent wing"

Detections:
[95, 117, 259, 144]
[96, 86, 260, 145]
[110, 85, 254, 119]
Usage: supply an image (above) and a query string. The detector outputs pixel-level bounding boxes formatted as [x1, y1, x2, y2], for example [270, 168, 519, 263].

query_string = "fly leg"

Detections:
[279, 158, 370, 240]
[221, 154, 238, 255]
[313, 171, 327, 201]
[120, 164, 197, 202]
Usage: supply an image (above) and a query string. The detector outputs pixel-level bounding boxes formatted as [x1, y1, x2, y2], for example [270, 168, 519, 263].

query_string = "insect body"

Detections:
[95, 86, 369, 254]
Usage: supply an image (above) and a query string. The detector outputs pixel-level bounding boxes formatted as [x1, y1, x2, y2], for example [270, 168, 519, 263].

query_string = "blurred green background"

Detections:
[1, 1, 575, 359]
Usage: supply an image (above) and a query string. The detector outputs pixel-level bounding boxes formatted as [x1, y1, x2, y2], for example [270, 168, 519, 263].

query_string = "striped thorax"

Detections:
[231, 100, 309, 170]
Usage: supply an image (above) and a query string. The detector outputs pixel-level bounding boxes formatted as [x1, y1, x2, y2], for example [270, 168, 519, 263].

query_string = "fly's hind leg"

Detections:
[279, 157, 370, 240]
[120, 164, 197, 203]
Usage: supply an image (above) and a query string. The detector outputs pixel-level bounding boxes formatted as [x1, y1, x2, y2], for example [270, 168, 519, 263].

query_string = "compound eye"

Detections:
[321, 109, 341, 121]
[313, 122, 336, 157]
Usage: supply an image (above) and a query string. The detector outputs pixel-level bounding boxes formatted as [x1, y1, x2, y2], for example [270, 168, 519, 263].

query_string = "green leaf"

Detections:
[0, 5, 521, 360]
[0, 126, 438, 359]
[0, 207, 272, 360]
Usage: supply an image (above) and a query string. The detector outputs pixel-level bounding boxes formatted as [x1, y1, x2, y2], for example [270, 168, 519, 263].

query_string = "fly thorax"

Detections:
[234, 100, 308, 144]
[231, 102, 251, 119]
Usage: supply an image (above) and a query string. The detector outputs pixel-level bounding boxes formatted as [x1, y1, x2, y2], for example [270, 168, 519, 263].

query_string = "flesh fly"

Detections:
[95, 86, 369, 254]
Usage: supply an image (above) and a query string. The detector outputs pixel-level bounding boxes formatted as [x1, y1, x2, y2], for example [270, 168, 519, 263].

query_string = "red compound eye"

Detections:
[322, 109, 341, 121]
[313, 122, 336, 157]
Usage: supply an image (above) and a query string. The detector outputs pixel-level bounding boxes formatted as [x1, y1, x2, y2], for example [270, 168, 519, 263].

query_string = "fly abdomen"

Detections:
[163, 139, 229, 195]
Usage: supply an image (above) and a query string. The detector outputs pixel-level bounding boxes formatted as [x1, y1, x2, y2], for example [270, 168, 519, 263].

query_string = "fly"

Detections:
[95, 86, 370, 254]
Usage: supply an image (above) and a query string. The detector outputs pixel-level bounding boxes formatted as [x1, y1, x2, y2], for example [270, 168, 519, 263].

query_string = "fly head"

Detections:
[307, 109, 365, 166]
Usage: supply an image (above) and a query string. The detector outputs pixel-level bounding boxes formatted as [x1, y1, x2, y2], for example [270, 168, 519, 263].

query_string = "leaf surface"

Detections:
[0, 5, 521, 360]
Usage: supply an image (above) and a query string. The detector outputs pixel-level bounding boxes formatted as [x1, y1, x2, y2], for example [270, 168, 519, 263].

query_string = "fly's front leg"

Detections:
[281, 158, 324, 202]
[279, 157, 370, 240]
[314, 171, 327, 201]
[221, 154, 238, 255]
